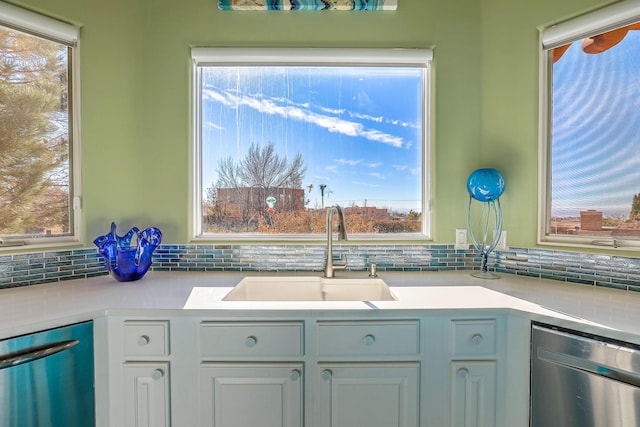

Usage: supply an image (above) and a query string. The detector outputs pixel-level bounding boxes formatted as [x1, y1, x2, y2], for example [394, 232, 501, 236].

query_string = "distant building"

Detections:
[217, 187, 305, 218]
[580, 210, 603, 231]
[343, 206, 391, 221]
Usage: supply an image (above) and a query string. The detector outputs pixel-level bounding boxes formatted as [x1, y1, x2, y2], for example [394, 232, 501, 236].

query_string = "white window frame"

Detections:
[538, 0, 640, 250]
[0, 2, 82, 249]
[191, 47, 433, 242]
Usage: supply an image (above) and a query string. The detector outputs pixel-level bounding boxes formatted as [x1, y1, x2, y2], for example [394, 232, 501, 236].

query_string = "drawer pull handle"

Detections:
[245, 336, 258, 347]
[321, 369, 333, 381]
[138, 335, 150, 346]
[363, 334, 376, 346]
[152, 369, 164, 380]
[471, 334, 483, 345]
[457, 368, 469, 378]
[289, 369, 301, 381]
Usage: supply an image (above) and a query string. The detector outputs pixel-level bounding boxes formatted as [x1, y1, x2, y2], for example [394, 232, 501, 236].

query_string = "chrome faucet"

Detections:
[324, 205, 348, 278]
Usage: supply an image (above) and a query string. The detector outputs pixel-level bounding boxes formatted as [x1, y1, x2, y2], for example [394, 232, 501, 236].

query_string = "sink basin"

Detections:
[222, 276, 396, 301]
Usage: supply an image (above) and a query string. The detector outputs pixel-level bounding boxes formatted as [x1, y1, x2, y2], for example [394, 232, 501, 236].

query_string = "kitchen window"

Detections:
[0, 3, 80, 247]
[192, 48, 432, 240]
[539, 2, 640, 249]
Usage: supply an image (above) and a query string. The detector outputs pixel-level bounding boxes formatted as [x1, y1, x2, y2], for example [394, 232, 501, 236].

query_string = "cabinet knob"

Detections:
[137, 335, 150, 346]
[471, 334, 483, 345]
[289, 369, 301, 381]
[457, 368, 469, 379]
[363, 334, 376, 346]
[151, 369, 164, 380]
[321, 369, 333, 381]
[245, 335, 258, 347]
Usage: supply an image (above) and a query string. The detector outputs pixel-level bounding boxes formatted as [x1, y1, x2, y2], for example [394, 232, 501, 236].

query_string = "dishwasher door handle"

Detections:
[0, 339, 80, 370]
[538, 347, 640, 388]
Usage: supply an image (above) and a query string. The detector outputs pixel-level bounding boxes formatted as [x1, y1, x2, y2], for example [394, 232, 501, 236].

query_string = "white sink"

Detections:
[222, 276, 396, 301]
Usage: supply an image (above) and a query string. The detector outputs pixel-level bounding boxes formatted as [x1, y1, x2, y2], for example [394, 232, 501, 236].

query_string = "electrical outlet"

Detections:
[454, 228, 468, 249]
[495, 230, 508, 250]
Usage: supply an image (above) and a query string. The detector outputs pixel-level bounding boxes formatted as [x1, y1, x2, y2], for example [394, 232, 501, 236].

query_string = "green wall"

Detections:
[8, 0, 620, 252]
[480, 0, 616, 250]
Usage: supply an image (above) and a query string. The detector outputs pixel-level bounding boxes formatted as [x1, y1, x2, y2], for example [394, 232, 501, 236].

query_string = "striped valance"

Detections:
[218, 0, 397, 10]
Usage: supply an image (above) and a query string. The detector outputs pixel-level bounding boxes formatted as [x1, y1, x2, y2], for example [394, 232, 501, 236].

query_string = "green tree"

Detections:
[630, 193, 640, 221]
[319, 184, 327, 208]
[0, 27, 69, 235]
[406, 209, 421, 221]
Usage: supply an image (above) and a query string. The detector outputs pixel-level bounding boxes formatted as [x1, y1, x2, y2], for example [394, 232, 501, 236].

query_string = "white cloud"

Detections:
[205, 121, 225, 130]
[351, 112, 384, 123]
[204, 88, 406, 148]
[325, 165, 339, 174]
[361, 129, 404, 148]
[320, 106, 346, 115]
[202, 89, 234, 106]
[352, 181, 381, 188]
[335, 158, 362, 166]
[393, 165, 419, 176]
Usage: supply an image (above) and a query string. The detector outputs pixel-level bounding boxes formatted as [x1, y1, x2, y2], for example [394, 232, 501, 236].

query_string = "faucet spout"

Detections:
[324, 205, 348, 278]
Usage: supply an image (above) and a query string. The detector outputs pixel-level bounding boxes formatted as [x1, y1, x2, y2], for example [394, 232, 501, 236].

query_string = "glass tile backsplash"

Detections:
[0, 244, 639, 291]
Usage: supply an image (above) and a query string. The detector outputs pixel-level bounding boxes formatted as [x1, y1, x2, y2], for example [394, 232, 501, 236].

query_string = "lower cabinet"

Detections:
[448, 319, 499, 427]
[96, 318, 172, 427]
[99, 313, 526, 427]
[199, 363, 303, 427]
[317, 363, 420, 427]
[123, 362, 171, 427]
[450, 361, 497, 427]
[314, 320, 421, 427]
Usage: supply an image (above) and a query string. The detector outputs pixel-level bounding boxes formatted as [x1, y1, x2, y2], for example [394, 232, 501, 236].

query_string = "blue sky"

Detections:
[201, 65, 424, 212]
[552, 31, 640, 218]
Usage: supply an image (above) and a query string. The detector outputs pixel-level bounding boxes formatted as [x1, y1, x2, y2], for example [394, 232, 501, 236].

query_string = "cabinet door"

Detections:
[318, 363, 419, 427]
[200, 363, 303, 427]
[123, 362, 170, 427]
[450, 361, 496, 427]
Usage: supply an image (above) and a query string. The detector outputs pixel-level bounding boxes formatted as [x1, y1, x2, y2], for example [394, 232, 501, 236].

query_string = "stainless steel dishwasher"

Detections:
[0, 321, 95, 427]
[531, 322, 640, 427]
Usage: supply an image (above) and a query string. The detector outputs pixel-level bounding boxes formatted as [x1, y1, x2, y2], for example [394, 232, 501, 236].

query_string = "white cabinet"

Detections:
[448, 319, 498, 427]
[196, 319, 420, 427]
[97, 318, 173, 427]
[316, 320, 420, 357]
[97, 311, 529, 427]
[198, 321, 304, 427]
[120, 321, 171, 427]
[315, 320, 421, 427]
[123, 362, 170, 427]
[199, 363, 303, 427]
[122, 321, 170, 358]
[450, 361, 496, 427]
[199, 321, 304, 358]
[317, 363, 419, 427]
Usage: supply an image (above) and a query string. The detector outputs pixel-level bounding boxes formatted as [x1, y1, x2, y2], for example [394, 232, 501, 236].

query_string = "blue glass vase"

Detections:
[94, 222, 162, 282]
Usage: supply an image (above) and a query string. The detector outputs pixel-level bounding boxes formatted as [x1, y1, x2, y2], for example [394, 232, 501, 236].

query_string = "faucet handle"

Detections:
[333, 255, 347, 270]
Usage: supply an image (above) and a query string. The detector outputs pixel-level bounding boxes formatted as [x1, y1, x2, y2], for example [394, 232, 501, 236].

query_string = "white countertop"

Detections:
[1, 270, 640, 343]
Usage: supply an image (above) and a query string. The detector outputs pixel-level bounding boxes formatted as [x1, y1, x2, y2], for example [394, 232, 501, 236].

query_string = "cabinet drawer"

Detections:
[450, 319, 496, 356]
[317, 320, 419, 357]
[123, 320, 169, 357]
[200, 322, 304, 358]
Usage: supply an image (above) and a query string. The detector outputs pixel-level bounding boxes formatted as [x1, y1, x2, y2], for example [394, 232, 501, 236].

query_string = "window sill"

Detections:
[192, 232, 432, 244]
[0, 238, 84, 253]
[537, 236, 640, 252]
